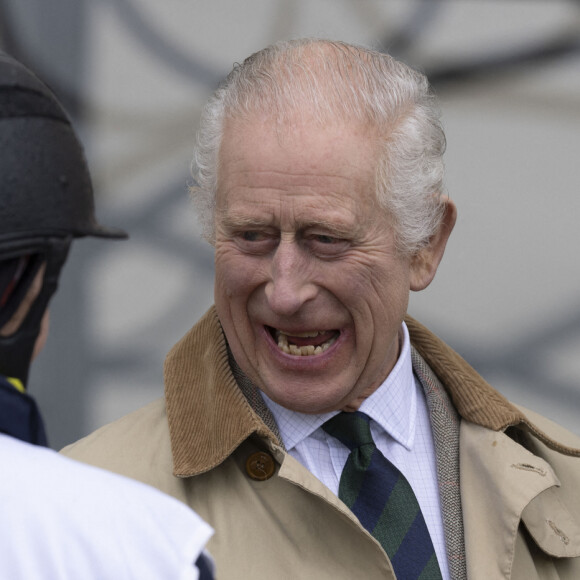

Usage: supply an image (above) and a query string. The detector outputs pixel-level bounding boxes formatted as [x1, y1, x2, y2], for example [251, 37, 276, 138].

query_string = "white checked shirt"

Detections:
[262, 322, 450, 580]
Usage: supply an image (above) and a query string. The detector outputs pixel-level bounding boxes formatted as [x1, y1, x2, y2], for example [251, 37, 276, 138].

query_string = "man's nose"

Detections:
[264, 240, 317, 316]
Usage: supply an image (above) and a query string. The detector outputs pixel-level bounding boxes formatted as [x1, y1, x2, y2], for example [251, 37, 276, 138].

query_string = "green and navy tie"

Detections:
[323, 411, 442, 580]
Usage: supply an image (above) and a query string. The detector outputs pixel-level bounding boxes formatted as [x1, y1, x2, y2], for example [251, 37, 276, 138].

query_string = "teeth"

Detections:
[275, 330, 337, 356]
[291, 331, 320, 338]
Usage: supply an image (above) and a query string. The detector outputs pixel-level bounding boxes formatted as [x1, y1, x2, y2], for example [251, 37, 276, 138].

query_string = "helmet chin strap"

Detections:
[0, 237, 71, 386]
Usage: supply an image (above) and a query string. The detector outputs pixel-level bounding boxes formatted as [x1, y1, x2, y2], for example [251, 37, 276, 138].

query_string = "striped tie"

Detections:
[323, 411, 442, 580]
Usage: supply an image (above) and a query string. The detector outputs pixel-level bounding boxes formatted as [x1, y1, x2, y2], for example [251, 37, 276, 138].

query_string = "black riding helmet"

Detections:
[0, 51, 127, 384]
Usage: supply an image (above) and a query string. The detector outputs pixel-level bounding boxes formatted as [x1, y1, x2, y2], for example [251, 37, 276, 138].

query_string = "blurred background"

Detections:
[1, 0, 579, 450]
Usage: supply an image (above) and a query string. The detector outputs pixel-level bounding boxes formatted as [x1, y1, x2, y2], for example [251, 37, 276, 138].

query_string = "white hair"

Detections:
[192, 38, 446, 255]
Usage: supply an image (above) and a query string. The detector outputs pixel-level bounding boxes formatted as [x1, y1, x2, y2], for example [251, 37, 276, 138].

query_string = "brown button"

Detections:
[245, 451, 276, 481]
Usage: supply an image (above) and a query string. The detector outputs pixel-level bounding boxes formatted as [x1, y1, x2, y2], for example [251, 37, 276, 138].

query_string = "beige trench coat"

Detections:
[63, 308, 580, 579]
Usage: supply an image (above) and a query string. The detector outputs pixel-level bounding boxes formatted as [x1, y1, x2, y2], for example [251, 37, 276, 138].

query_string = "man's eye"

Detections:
[307, 233, 350, 256]
[314, 234, 338, 244]
[236, 231, 276, 253]
[241, 231, 264, 242]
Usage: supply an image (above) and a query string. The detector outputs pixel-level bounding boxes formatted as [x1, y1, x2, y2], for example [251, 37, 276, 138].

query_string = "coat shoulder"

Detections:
[60, 398, 174, 484]
[515, 403, 580, 455]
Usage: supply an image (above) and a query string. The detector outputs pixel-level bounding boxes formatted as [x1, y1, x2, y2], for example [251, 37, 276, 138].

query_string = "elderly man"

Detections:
[64, 39, 580, 579]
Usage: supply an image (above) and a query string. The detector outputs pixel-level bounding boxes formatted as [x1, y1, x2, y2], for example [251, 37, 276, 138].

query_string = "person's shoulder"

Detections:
[514, 404, 580, 453]
[0, 432, 57, 477]
[61, 397, 173, 481]
[0, 433, 213, 580]
[62, 396, 167, 453]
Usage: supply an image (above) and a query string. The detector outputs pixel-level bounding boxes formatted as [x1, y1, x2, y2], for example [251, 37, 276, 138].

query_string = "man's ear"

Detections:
[409, 196, 457, 291]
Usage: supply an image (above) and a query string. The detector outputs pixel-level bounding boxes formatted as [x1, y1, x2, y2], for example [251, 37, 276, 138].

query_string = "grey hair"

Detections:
[191, 38, 446, 255]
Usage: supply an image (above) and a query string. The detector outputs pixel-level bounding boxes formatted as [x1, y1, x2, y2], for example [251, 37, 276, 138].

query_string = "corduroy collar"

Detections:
[165, 306, 580, 477]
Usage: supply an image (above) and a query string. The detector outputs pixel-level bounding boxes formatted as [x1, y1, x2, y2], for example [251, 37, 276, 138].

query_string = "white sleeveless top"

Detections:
[0, 433, 214, 579]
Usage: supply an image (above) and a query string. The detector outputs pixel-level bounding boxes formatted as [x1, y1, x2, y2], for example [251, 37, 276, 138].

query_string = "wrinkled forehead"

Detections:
[215, 115, 383, 230]
[218, 113, 380, 179]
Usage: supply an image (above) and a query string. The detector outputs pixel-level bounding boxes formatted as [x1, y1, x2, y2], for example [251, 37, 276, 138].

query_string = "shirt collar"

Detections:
[359, 321, 416, 450]
[262, 321, 417, 452]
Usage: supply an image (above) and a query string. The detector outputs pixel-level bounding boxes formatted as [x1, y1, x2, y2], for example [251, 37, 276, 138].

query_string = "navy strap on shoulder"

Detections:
[195, 552, 214, 580]
[0, 375, 47, 446]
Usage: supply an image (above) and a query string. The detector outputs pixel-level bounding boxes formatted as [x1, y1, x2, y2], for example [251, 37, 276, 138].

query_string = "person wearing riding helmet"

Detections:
[0, 51, 214, 580]
[0, 48, 127, 445]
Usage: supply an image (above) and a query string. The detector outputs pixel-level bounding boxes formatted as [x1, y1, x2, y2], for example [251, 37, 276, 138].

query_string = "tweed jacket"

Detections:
[63, 307, 580, 579]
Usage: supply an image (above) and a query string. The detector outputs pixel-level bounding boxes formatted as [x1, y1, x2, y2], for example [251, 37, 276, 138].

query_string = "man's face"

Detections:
[214, 117, 414, 414]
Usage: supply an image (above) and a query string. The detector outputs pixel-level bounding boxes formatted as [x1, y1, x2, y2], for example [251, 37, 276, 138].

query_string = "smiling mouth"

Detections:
[269, 327, 340, 356]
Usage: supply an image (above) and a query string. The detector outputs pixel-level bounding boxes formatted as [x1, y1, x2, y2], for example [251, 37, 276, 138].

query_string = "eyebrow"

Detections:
[219, 211, 361, 239]
[217, 213, 271, 230]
